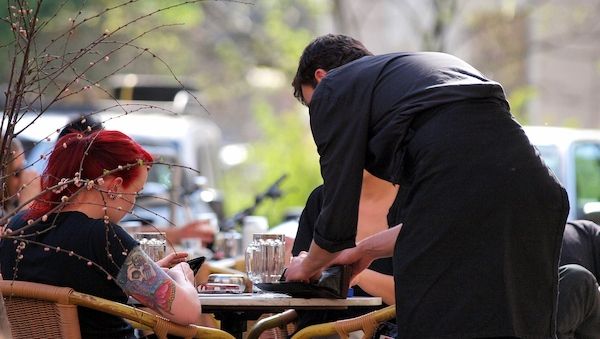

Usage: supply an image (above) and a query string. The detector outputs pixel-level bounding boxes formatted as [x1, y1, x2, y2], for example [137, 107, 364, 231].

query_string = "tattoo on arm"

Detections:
[117, 246, 176, 315]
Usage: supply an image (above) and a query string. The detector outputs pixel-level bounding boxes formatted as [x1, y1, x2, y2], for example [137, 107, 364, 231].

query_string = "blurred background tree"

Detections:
[3, 0, 600, 228]
[220, 100, 321, 226]
[0, 0, 205, 103]
[1, 0, 325, 227]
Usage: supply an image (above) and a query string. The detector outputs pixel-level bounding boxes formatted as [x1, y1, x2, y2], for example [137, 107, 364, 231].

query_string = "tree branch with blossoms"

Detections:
[0, 1, 248, 300]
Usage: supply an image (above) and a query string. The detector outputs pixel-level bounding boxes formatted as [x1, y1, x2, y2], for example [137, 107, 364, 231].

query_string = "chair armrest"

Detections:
[291, 305, 395, 339]
[246, 309, 298, 339]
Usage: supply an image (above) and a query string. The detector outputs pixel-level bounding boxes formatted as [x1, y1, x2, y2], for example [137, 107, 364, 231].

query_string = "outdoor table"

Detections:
[198, 292, 382, 339]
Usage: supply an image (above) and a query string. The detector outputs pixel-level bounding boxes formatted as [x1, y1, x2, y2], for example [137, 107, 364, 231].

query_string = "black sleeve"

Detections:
[387, 186, 406, 226]
[309, 81, 370, 253]
[89, 221, 138, 279]
[561, 220, 600, 280]
[292, 186, 324, 256]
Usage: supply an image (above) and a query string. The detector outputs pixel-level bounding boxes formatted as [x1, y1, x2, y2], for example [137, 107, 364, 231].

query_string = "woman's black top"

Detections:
[0, 211, 138, 339]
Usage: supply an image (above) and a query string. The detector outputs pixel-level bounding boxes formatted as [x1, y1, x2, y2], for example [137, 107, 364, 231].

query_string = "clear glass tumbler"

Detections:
[134, 232, 167, 261]
[245, 233, 285, 284]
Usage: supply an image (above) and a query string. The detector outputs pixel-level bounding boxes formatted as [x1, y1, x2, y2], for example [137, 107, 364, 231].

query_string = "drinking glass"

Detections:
[213, 230, 242, 259]
[134, 232, 167, 261]
[245, 233, 286, 284]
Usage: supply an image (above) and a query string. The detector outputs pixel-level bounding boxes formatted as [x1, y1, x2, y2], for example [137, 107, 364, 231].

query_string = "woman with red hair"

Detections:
[0, 130, 201, 339]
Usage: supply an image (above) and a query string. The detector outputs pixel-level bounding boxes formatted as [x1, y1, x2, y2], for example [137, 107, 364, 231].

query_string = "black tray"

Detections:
[256, 265, 352, 299]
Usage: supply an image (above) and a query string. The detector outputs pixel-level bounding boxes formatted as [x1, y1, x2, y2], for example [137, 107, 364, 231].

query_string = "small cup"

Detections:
[245, 233, 286, 284]
[213, 230, 242, 259]
[134, 232, 167, 261]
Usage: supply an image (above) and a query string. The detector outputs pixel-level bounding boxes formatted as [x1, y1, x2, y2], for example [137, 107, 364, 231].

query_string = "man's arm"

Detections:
[356, 223, 402, 259]
[334, 224, 402, 283]
[309, 80, 369, 253]
[286, 224, 403, 283]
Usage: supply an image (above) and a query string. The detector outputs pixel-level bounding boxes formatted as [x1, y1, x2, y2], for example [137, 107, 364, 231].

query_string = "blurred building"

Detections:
[320, 0, 600, 129]
[526, 0, 600, 128]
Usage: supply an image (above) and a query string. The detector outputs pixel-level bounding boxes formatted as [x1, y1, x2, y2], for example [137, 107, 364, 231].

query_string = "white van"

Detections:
[524, 126, 600, 223]
[100, 107, 223, 190]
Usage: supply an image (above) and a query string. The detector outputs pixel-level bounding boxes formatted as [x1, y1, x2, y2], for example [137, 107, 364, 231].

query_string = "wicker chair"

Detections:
[246, 309, 298, 339]
[290, 305, 396, 339]
[0, 280, 234, 339]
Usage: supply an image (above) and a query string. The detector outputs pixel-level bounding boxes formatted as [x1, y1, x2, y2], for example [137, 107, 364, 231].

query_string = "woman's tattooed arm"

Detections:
[116, 246, 176, 315]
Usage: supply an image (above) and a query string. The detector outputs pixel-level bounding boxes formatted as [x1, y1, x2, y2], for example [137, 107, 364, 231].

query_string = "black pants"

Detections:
[557, 264, 600, 339]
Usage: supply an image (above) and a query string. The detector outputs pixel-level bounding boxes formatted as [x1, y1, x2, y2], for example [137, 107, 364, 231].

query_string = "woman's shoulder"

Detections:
[6, 210, 28, 229]
[50, 211, 106, 233]
[36, 211, 130, 240]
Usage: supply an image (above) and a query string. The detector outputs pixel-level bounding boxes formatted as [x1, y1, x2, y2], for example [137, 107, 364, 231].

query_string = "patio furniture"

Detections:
[291, 304, 396, 339]
[246, 309, 298, 339]
[197, 293, 381, 339]
[1, 280, 233, 339]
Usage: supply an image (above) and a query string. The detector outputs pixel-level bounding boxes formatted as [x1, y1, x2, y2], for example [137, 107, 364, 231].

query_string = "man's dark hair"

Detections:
[292, 34, 372, 105]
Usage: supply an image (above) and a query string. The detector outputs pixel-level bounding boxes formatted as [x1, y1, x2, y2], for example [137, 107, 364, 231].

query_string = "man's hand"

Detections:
[337, 224, 403, 283]
[284, 241, 340, 282]
[335, 246, 374, 284]
[284, 251, 322, 283]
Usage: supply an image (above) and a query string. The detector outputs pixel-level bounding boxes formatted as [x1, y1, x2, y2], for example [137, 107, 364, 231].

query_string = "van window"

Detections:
[536, 145, 561, 179]
[573, 142, 600, 217]
[148, 164, 173, 191]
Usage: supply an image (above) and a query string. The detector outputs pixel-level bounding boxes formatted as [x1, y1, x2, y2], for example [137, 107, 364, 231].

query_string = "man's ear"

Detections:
[314, 68, 327, 83]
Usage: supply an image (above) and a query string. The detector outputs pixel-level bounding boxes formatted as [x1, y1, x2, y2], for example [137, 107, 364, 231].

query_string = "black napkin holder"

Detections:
[256, 264, 352, 299]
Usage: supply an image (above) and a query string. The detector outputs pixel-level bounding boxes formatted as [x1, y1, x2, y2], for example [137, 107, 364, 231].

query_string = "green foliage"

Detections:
[220, 99, 321, 227]
[195, 0, 322, 104]
[0, 0, 205, 82]
[506, 85, 536, 124]
[1, 0, 324, 228]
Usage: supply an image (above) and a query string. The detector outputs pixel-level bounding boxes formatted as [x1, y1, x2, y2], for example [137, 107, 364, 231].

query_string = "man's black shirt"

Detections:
[306, 52, 568, 338]
[308, 52, 507, 252]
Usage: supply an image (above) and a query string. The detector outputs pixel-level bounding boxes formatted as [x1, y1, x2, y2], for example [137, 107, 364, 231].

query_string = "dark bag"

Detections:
[372, 321, 398, 339]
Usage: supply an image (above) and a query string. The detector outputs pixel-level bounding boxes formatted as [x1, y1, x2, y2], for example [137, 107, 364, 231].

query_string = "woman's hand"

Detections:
[167, 261, 195, 283]
[156, 251, 188, 268]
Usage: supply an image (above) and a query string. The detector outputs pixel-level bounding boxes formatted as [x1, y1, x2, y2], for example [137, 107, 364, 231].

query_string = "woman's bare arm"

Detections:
[353, 269, 395, 305]
[116, 246, 201, 325]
